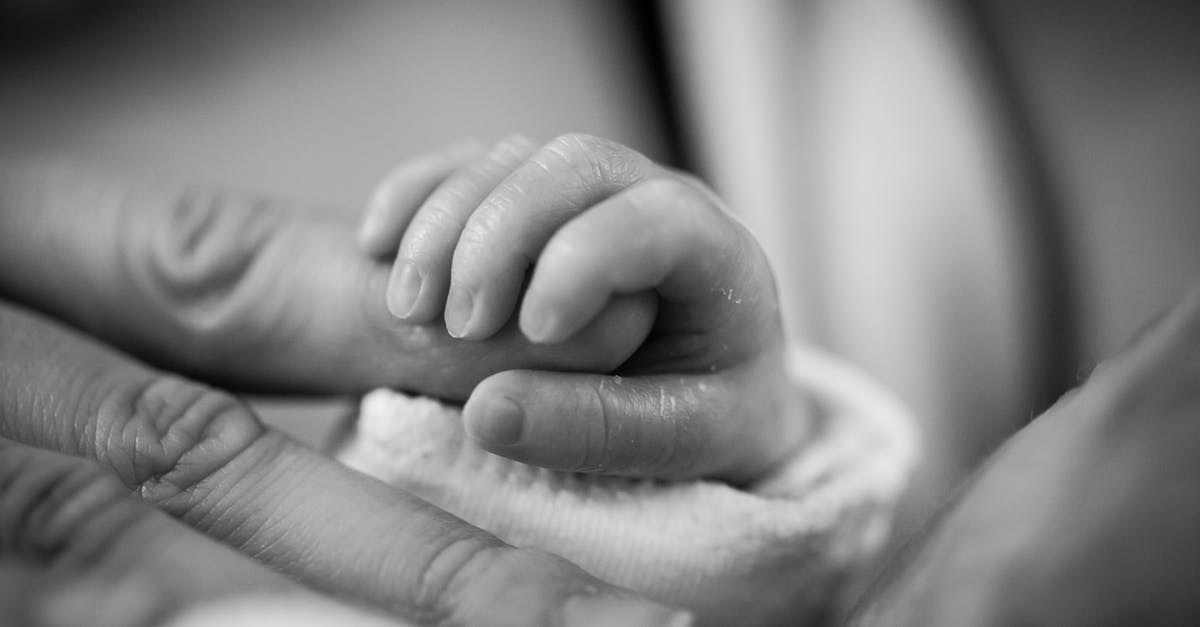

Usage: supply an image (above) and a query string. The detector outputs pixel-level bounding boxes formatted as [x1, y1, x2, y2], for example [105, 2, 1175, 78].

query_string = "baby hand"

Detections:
[360, 134, 811, 483]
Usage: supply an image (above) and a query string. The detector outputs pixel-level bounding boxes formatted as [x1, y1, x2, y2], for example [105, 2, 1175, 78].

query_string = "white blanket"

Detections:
[335, 348, 916, 626]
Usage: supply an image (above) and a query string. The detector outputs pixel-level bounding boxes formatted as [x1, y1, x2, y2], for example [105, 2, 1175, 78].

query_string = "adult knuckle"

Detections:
[0, 443, 137, 563]
[92, 374, 264, 506]
[131, 185, 284, 348]
[411, 533, 508, 623]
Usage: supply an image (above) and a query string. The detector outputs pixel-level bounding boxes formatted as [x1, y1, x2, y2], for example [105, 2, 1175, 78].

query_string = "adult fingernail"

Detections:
[387, 262, 423, 319]
[444, 286, 474, 338]
[466, 395, 524, 446]
[563, 595, 693, 627]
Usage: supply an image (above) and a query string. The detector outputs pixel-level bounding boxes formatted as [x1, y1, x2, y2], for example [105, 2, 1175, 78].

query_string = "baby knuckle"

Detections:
[540, 228, 587, 264]
[544, 133, 647, 189]
[575, 383, 617, 472]
[546, 132, 602, 160]
[635, 177, 701, 210]
[490, 133, 538, 160]
[457, 204, 509, 252]
[530, 137, 587, 185]
[411, 533, 508, 622]
[408, 194, 471, 243]
[674, 172, 731, 211]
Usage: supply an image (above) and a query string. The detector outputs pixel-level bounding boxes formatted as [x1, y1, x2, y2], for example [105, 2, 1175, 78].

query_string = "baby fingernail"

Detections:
[444, 286, 474, 338]
[466, 395, 524, 446]
[521, 306, 558, 343]
[387, 262, 423, 319]
[563, 596, 692, 627]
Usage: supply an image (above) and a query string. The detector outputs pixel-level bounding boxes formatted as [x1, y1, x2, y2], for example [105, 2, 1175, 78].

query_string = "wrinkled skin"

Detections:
[854, 287, 1200, 626]
[0, 164, 653, 398]
[0, 133, 803, 625]
[0, 153, 725, 627]
[7, 140, 1197, 625]
[359, 134, 807, 482]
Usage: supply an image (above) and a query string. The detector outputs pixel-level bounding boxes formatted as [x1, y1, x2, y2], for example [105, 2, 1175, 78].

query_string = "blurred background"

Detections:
[3, 0, 1199, 538]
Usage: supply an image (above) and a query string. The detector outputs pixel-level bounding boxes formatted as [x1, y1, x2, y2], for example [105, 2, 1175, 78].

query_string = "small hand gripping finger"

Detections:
[462, 355, 807, 483]
[521, 177, 775, 358]
[386, 135, 539, 323]
[442, 133, 667, 341]
[0, 163, 652, 399]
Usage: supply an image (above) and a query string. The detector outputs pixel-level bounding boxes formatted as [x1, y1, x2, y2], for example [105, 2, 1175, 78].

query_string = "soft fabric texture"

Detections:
[165, 593, 410, 627]
[334, 348, 915, 626]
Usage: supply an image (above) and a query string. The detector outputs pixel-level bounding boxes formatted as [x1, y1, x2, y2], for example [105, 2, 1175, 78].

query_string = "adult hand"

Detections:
[0, 162, 687, 627]
[853, 288, 1200, 626]
[0, 161, 653, 398]
[360, 134, 811, 483]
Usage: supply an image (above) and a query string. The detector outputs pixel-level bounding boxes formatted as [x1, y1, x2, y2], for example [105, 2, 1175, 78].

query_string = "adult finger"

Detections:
[358, 140, 485, 257]
[444, 133, 661, 340]
[519, 177, 774, 356]
[388, 135, 538, 323]
[0, 163, 654, 398]
[0, 302, 688, 627]
[461, 347, 810, 483]
[0, 440, 316, 627]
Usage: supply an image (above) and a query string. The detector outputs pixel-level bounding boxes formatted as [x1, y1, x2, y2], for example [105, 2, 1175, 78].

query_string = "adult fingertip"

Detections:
[562, 596, 693, 627]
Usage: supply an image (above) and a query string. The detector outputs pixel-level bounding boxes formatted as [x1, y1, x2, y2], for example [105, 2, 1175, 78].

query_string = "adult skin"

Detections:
[0, 139, 798, 626]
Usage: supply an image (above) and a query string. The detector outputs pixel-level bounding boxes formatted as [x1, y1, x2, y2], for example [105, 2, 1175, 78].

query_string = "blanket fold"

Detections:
[335, 347, 916, 626]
